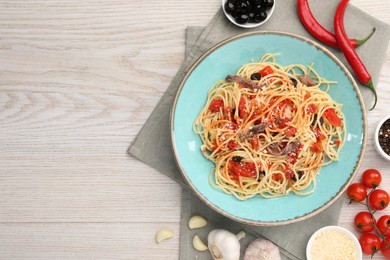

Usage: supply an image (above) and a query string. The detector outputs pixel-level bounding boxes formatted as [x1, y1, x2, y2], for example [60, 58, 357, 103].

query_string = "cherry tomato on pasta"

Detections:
[228, 161, 257, 178]
[369, 189, 390, 210]
[310, 141, 323, 153]
[208, 99, 224, 112]
[322, 108, 342, 127]
[285, 126, 297, 137]
[238, 97, 247, 119]
[306, 103, 317, 114]
[362, 168, 382, 188]
[259, 65, 274, 77]
[354, 211, 375, 233]
[347, 183, 367, 202]
[359, 233, 381, 255]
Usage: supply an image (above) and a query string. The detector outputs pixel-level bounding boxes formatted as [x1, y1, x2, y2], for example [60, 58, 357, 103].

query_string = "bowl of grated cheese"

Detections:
[306, 226, 362, 260]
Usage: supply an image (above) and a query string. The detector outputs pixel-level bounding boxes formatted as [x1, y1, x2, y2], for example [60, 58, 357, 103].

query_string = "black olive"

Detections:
[260, 9, 268, 19]
[231, 156, 243, 162]
[235, 13, 249, 24]
[250, 0, 262, 6]
[231, 108, 236, 117]
[250, 72, 261, 80]
[224, 1, 236, 14]
[225, 0, 271, 25]
[290, 77, 297, 88]
[231, 10, 240, 19]
[253, 10, 267, 23]
[261, 0, 274, 8]
[237, 5, 249, 14]
[248, 12, 256, 22]
[241, 1, 249, 8]
[252, 3, 263, 12]
[292, 171, 304, 181]
[311, 114, 324, 126]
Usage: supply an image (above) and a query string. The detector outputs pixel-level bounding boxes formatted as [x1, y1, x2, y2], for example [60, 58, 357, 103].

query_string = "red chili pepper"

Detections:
[297, 0, 375, 49]
[334, 0, 377, 109]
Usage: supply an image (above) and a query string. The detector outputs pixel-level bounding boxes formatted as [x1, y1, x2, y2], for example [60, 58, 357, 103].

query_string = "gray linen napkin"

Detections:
[129, 1, 390, 259]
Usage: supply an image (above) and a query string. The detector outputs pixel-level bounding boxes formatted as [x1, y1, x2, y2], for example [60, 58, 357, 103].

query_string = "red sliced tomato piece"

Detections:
[227, 140, 237, 151]
[250, 138, 259, 150]
[334, 139, 342, 146]
[238, 97, 247, 119]
[272, 173, 283, 181]
[285, 126, 297, 137]
[306, 103, 317, 114]
[259, 66, 274, 77]
[311, 141, 323, 153]
[284, 168, 294, 180]
[323, 108, 342, 127]
[313, 128, 326, 141]
[208, 99, 224, 112]
[228, 161, 257, 177]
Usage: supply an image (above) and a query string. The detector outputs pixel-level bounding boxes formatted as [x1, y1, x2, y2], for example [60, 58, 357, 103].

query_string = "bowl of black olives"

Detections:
[222, 0, 275, 28]
[374, 114, 390, 161]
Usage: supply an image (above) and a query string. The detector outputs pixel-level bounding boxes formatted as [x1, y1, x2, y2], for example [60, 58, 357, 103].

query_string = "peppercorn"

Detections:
[378, 119, 390, 156]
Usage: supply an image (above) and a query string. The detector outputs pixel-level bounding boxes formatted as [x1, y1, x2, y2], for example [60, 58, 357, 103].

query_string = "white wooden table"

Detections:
[0, 1, 389, 259]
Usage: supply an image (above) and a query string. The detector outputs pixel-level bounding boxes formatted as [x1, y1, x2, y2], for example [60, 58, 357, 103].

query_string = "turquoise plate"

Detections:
[171, 31, 366, 226]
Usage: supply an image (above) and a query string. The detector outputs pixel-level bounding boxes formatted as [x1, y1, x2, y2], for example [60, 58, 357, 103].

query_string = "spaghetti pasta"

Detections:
[193, 54, 346, 199]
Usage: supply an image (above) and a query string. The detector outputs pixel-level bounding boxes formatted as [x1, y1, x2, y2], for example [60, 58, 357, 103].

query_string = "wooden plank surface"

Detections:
[0, 0, 389, 259]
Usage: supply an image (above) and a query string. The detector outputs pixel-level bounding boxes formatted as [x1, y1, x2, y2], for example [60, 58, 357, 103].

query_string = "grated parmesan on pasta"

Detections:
[310, 230, 358, 260]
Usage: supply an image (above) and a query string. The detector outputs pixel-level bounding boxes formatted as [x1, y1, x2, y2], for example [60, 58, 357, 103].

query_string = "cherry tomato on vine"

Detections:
[362, 168, 382, 188]
[381, 237, 390, 258]
[347, 183, 367, 202]
[354, 211, 376, 233]
[359, 233, 381, 256]
[369, 189, 390, 210]
[377, 215, 390, 236]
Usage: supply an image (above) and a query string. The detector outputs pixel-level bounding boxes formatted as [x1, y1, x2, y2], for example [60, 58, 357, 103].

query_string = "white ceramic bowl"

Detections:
[222, 0, 276, 29]
[374, 114, 390, 161]
[306, 226, 362, 260]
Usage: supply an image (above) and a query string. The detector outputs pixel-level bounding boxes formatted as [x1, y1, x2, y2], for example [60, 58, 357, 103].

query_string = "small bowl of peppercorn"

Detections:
[222, 0, 275, 29]
[374, 114, 390, 161]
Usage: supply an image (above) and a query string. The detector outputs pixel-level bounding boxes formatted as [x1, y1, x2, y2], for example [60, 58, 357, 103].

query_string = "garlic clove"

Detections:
[243, 238, 281, 260]
[188, 215, 208, 229]
[155, 228, 174, 244]
[192, 235, 208, 251]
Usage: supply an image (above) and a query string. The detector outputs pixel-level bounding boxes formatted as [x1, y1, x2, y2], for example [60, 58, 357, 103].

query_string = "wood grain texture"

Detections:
[0, 0, 389, 259]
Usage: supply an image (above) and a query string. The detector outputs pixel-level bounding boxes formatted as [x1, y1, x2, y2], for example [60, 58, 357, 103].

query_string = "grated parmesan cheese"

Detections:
[310, 229, 358, 260]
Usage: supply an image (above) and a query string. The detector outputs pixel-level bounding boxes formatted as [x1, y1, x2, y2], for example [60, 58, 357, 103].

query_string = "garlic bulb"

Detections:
[243, 239, 281, 260]
[207, 229, 245, 260]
